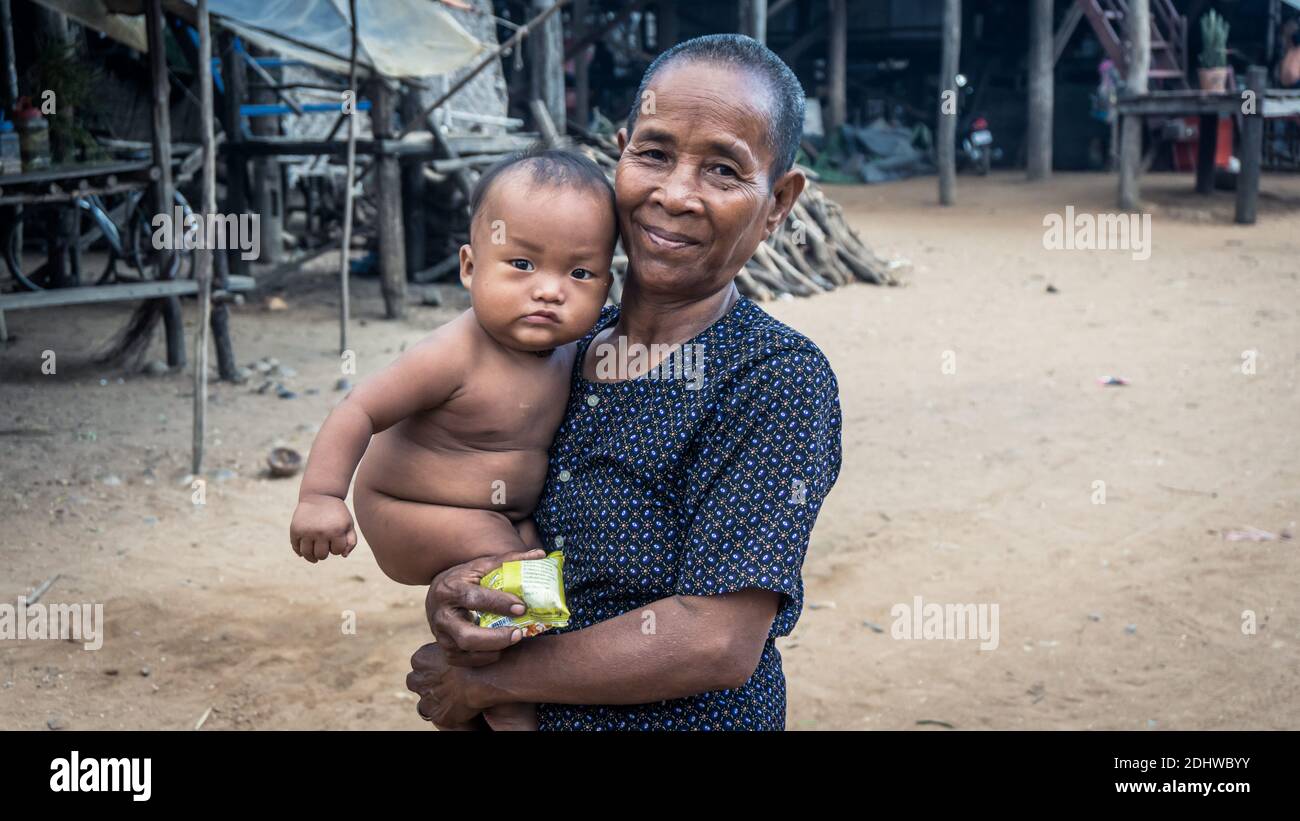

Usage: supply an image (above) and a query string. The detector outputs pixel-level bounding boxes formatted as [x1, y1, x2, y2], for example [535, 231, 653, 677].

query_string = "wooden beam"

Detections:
[1053, 1, 1084, 65]
[938, 0, 960, 206]
[740, 0, 767, 43]
[574, 0, 590, 128]
[826, 0, 846, 136]
[371, 79, 407, 319]
[529, 0, 565, 136]
[0, 276, 254, 311]
[339, 0, 358, 354]
[1027, 0, 1053, 180]
[1194, 113, 1217, 194]
[146, 0, 185, 368]
[1118, 0, 1150, 211]
[1235, 66, 1266, 225]
[193, 0, 215, 473]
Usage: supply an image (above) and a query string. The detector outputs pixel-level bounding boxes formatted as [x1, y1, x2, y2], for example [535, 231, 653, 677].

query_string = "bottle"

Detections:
[14, 97, 51, 172]
[0, 118, 22, 176]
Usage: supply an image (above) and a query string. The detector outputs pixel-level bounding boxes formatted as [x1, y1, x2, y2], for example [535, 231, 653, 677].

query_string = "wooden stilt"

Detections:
[1118, 0, 1149, 211]
[938, 0, 961, 206]
[146, 0, 185, 368]
[1235, 66, 1266, 225]
[372, 79, 407, 319]
[193, 0, 216, 475]
[1026, 0, 1053, 180]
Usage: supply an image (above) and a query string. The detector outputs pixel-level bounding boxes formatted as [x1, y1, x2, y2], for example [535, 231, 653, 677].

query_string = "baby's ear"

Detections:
[458, 244, 474, 289]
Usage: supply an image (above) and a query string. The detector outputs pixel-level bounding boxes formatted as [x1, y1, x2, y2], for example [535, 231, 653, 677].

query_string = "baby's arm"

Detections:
[290, 328, 466, 563]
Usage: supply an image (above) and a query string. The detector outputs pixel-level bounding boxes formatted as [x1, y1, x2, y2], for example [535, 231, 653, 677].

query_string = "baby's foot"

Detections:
[482, 702, 538, 731]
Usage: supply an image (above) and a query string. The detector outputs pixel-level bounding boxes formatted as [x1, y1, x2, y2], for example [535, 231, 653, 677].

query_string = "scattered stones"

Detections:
[142, 516, 159, 526]
[1045, 284, 1059, 294]
[1088, 612, 1103, 622]
[140, 666, 151, 677]
[275, 384, 297, 400]
[268, 447, 303, 478]
[1125, 624, 1138, 635]
[422, 287, 443, 306]
[46, 716, 66, 731]
[862, 620, 885, 633]
[335, 377, 351, 392]
[209, 468, 237, 483]
[143, 360, 169, 377]
[99, 474, 122, 487]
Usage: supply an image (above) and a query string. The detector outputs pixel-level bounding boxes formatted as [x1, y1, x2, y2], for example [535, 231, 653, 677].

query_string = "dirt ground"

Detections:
[2, 171, 1297, 731]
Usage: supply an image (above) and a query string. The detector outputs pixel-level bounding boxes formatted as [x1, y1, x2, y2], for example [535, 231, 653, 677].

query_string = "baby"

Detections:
[289, 147, 616, 730]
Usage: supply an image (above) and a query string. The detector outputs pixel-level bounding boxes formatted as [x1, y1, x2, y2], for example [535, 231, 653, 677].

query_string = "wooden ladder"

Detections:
[1077, 0, 1189, 89]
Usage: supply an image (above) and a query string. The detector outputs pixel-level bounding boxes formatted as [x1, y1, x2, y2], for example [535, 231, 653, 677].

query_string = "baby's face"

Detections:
[461, 176, 615, 352]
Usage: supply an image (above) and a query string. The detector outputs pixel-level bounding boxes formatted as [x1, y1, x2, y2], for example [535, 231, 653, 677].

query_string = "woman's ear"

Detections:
[765, 169, 807, 236]
[458, 243, 474, 291]
[616, 127, 629, 154]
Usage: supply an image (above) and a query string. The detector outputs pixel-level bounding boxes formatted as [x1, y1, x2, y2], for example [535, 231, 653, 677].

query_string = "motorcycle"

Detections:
[960, 115, 998, 175]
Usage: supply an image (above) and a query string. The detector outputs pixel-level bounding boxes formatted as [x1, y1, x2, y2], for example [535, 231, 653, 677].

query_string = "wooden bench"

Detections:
[0, 275, 254, 346]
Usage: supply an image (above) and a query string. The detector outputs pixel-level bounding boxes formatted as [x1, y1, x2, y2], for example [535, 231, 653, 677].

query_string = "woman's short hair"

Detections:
[625, 33, 806, 184]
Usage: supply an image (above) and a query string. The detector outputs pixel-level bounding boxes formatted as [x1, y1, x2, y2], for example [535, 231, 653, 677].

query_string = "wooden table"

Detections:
[1116, 66, 1300, 224]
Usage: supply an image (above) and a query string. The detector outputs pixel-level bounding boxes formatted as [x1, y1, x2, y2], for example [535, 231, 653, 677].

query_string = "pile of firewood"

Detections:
[566, 127, 902, 303]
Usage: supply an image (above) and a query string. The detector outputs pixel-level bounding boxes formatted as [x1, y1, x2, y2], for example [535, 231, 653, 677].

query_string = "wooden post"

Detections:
[0, 0, 18, 108]
[938, 0, 961, 206]
[1026, 0, 1053, 180]
[339, 0, 359, 355]
[192, 0, 215, 475]
[1235, 65, 1266, 225]
[529, 0, 565, 136]
[220, 30, 249, 280]
[372, 79, 407, 319]
[146, 0, 185, 369]
[574, 0, 589, 129]
[401, 86, 427, 275]
[740, 0, 767, 44]
[659, 0, 678, 48]
[1118, 0, 1149, 211]
[827, 0, 847, 138]
[248, 46, 284, 265]
[1195, 113, 1217, 194]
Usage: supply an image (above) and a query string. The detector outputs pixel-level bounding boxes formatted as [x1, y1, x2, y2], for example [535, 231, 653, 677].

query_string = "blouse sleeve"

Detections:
[674, 346, 843, 640]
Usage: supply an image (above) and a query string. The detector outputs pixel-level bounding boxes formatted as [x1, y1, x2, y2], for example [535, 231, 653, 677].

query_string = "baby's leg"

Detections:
[482, 703, 539, 731]
[354, 485, 527, 585]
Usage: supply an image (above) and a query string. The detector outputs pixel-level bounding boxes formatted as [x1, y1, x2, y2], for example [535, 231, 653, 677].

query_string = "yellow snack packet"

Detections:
[476, 551, 569, 637]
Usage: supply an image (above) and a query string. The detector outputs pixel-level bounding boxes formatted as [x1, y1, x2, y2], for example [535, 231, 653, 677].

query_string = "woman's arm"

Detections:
[409, 588, 779, 725]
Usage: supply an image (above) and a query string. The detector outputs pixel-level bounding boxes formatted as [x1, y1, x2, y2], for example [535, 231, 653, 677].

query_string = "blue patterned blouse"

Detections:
[532, 295, 842, 730]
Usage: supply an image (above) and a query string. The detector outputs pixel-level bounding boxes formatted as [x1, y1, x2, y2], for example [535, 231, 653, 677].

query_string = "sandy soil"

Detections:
[2, 171, 1297, 731]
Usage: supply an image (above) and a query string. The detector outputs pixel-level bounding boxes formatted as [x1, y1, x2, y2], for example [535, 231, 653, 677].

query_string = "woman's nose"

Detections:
[652, 163, 703, 214]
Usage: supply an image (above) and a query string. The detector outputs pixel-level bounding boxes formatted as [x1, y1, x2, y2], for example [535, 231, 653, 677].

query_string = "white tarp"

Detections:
[28, 0, 485, 79]
[194, 0, 485, 78]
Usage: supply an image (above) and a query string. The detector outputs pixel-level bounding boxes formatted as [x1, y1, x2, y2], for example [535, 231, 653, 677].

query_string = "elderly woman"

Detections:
[406, 34, 842, 731]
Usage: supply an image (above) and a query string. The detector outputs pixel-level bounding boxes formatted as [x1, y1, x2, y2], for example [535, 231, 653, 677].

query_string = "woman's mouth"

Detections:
[639, 223, 699, 252]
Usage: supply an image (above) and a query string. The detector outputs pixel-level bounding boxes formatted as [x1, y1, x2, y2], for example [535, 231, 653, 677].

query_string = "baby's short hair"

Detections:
[469, 145, 617, 243]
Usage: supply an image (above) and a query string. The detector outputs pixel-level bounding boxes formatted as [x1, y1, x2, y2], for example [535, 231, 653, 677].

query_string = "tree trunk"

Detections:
[1026, 0, 1053, 180]
[1118, 0, 1149, 210]
[826, 0, 847, 137]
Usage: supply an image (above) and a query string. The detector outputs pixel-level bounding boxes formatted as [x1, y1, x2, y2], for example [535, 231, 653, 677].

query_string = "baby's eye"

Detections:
[570, 268, 597, 281]
[509, 259, 535, 271]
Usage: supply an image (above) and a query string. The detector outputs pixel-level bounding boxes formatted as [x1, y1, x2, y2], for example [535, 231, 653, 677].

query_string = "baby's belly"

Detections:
[356, 427, 548, 520]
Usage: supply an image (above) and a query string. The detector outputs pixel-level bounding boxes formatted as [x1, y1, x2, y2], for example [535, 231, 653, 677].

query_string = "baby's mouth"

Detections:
[521, 309, 562, 324]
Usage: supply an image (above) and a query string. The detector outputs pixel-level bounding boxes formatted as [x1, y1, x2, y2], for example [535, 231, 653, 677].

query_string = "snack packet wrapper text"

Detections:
[476, 551, 569, 637]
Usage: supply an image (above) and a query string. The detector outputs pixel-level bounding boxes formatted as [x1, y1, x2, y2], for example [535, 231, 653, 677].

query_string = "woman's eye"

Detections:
[570, 268, 596, 281]
[640, 149, 667, 161]
[713, 164, 737, 177]
[509, 259, 534, 271]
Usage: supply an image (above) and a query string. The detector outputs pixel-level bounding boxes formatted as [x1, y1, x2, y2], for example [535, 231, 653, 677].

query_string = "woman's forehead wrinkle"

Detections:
[641, 83, 771, 169]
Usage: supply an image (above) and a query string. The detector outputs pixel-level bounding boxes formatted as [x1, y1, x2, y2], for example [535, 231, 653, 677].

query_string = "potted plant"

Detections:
[1198, 10, 1230, 92]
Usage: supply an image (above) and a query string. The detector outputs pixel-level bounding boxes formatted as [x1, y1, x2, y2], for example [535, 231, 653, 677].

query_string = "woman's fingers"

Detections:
[438, 616, 522, 655]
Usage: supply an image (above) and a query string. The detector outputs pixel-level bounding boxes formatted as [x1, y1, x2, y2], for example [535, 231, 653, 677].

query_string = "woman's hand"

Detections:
[406, 642, 484, 729]
[425, 548, 546, 667]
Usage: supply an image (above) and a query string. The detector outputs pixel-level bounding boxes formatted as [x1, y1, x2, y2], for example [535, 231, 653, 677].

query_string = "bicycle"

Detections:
[2, 188, 195, 292]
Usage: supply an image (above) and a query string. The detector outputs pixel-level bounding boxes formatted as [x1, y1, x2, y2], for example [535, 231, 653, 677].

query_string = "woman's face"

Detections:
[615, 61, 804, 302]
